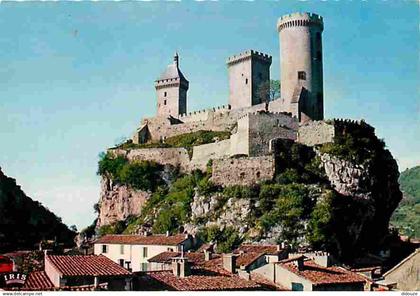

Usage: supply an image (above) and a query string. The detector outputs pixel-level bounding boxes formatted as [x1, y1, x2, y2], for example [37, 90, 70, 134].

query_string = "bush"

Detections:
[98, 221, 126, 236]
[97, 152, 163, 191]
[198, 225, 242, 253]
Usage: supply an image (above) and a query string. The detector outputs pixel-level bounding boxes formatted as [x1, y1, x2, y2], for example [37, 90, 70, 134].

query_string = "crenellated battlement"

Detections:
[177, 104, 231, 120]
[226, 49, 272, 66]
[277, 12, 323, 31]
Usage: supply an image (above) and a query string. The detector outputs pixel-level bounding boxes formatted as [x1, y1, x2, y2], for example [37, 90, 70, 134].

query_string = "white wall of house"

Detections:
[94, 243, 187, 272]
[44, 257, 61, 287]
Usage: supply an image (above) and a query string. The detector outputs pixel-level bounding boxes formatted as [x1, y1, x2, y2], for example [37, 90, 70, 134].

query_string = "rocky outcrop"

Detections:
[96, 176, 150, 228]
[190, 193, 253, 235]
[319, 149, 402, 258]
[320, 153, 371, 199]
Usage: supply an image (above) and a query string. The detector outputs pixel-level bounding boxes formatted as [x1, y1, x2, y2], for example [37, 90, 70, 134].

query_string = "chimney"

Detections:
[222, 254, 237, 274]
[204, 250, 213, 261]
[171, 257, 190, 278]
[93, 276, 99, 289]
[312, 251, 333, 267]
[166, 231, 170, 237]
[294, 256, 304, 271]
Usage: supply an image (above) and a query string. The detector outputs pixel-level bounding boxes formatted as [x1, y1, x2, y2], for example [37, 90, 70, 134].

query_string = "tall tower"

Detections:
[155, 53, 189, 117]
[227, 50, 272, 110]
[277, 12, 324, 121]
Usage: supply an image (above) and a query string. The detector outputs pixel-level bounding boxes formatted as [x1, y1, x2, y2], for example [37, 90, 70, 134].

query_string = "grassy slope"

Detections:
[391, 165, 420, 238]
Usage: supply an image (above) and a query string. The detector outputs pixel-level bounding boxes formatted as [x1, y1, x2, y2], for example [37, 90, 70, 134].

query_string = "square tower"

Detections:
[155, 53, 189, 117]
[227, 50, 272, 110]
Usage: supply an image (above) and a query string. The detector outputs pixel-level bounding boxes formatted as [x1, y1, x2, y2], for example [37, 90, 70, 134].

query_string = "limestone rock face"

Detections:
[96, 176, 150, 228]
[190, 193, 252, 235]
[319, 149, 402, 257]
[320, 153, 371, 199]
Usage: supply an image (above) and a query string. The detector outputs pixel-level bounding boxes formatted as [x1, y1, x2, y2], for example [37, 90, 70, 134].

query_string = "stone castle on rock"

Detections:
[118, 12, 334, 187]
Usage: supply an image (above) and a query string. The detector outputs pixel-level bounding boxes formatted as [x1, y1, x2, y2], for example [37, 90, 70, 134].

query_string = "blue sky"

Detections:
[0, 1, 418, 230]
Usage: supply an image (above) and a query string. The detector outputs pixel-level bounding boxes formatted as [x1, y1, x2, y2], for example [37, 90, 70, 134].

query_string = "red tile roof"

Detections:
[137, 270, 261, 291]
[46, 255, 132, 277]
[234, 244, 281, 255]
[148, 251, 206, 266]
[23, 271, 55, 291]
[236, 252, 264, 268]
[95, 234, 188, 246]
[278, 259, 366, 286]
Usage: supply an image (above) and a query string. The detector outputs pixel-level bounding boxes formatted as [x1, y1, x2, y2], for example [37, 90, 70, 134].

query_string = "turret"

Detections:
[155, 52, 189, 117]
[227, 50, 272, 110]
[277, 12, 324, 121]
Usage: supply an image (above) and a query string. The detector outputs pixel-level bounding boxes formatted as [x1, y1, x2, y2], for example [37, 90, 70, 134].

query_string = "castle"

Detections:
[122, 12, 334, 186]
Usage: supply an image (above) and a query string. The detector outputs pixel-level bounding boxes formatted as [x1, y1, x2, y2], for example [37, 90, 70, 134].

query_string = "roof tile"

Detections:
[46, 255, 131, 277]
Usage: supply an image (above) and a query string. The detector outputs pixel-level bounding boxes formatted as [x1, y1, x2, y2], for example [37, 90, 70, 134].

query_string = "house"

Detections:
[142, 244, 289, 291]
[93, 233, 193, 272]
[21, 254, 132, 291]
[252, 254, 366, 291]
[137, 252, 264, 291]
[381, 248, 420, 291]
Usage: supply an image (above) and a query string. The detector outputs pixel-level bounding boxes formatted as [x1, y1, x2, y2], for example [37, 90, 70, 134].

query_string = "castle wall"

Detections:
[247, 112, 298, 156]
[110, 147, 191, 172]
[297, 120, 334, 146]
[252, 59, 271, 105]
[228, 55, 252, 109]
[230, 115, 250, 156]
[211, 156, 275, 186]
[190, 139, 232, 170]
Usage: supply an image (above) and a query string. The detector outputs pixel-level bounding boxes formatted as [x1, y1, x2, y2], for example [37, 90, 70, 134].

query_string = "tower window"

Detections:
[317, 51, 322, 61]
[245, 78, 248, 84]
[298, 71, 306, 80]
[164, 91, 167, 97]
[164, 100, 167, 105]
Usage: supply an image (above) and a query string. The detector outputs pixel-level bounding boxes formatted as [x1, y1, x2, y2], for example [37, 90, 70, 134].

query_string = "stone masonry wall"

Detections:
[297, 120, 334, 146]
[211, 156, 275, 186]
[191, 139, 231, 171]
[110, 147, 191, 172]
[132, 98, 293, 144]
[247, 112, 298, 156]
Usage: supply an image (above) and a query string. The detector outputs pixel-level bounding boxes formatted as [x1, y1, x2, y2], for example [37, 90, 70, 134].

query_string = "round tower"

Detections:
[277, 12, 324, 121]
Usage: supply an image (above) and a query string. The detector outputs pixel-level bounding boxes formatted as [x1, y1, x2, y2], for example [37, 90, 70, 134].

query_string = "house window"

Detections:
[292, 282, 304, 291]
[102, 245, 108, 253]
[119, 259, 124, 267]
[164, 100, 167, 105]
[245, 78, 248, 84]
[120, 245, 124, 255]
[142, 247, 148, 258]
[164, 91, 167, 97]
[298, 71, 306, 80]
[167, 248, 174, 252]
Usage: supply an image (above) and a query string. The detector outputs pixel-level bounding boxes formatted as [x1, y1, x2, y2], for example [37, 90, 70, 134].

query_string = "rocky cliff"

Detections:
[94, 120, 402, 259]
[0, 167, 75, 252]
[96, 176, 150, 227]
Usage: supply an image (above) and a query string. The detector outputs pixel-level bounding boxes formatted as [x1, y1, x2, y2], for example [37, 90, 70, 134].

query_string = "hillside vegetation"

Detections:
[391, 165, 420, 238]
[96, 121, 402, 260]
[0, 168, 75, 252]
